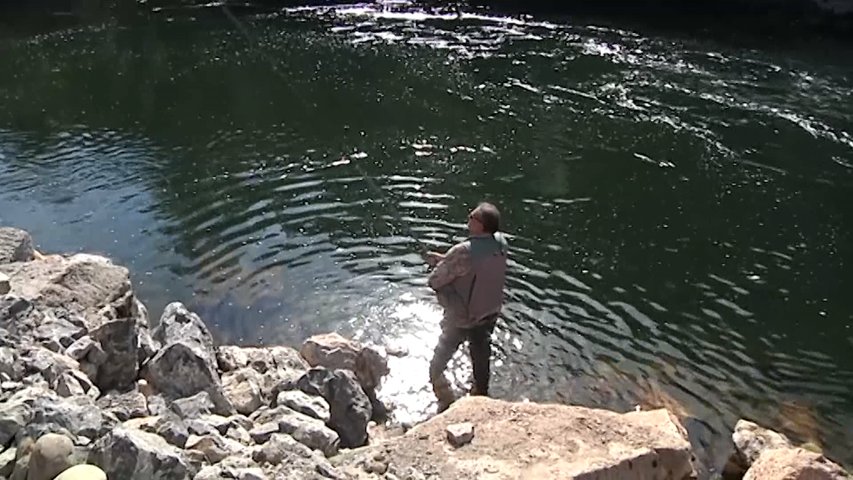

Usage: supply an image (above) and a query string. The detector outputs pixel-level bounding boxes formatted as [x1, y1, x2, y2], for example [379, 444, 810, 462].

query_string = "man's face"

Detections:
[467, 208, 484, 234]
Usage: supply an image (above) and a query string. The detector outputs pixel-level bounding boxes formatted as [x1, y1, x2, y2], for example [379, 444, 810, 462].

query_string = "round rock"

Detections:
[27, 433, 74, 480]
[53, 464, 107, 480]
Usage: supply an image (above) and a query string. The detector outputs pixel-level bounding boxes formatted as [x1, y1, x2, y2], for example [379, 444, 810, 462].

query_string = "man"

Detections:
[424, 202, 508, 410]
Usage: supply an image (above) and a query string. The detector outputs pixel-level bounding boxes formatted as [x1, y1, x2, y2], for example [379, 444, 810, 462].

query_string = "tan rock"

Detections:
[26, 433, 74, 480]
[300, 333, 388, 391]
[222, 368, 264, 415]
[53, 464, 107, 480]
[744, 448, 849, 480]
[334, 396, 695, 480]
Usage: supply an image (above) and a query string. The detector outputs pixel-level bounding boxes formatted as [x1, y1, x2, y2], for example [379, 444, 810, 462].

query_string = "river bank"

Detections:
[0, 225, 848, 479]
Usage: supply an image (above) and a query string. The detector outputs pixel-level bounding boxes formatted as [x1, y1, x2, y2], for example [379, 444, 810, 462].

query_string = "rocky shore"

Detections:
[0, 226, 849, 480]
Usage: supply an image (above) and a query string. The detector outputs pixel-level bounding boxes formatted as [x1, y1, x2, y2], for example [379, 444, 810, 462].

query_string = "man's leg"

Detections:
[468, 318, 497, 396]
[429, 323, 466, 410]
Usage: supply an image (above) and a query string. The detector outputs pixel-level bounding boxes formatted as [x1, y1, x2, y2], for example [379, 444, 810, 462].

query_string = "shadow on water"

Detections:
[1, 3, 853, 476]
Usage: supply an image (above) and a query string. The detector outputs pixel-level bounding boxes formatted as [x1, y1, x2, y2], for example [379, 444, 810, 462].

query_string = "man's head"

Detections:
[467, 202, 501, 235]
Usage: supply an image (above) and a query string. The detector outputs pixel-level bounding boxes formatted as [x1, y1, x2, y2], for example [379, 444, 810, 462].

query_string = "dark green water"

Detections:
[1, 3, 852, 474]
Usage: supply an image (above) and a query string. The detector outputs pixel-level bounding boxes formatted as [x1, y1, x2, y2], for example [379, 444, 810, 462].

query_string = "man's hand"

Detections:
[423, 251, 445, 268]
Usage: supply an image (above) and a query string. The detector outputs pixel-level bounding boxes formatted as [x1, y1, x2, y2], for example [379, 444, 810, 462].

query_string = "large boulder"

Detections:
[26, 433, 75, 480]
[334, 396, 695, 480]
[90, 426, 194, 480]
[0, 228, 34, 264]
[300, 333, 389, 393]
[744, 447, 849, 480]
[297, 368, 371, 449]
[142, 303, 233, 416]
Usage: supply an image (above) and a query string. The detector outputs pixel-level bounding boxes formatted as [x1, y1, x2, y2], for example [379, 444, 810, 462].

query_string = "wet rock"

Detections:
[445, 422, 474, 447]
[0, 447, 16, 477]
[221, 368, 264, 416]
[27, 433, 74, 480]
[171, 392, 216, 420]
[744, 447, 849, 480]
[0, 228, 34, 264]
[97, 387, 149, 421]
[54, 464, 107, 480]
[0, 273, 10, 295]
[300, 333, 389, 392]
[275, 390, 330, 423]
[143, 303, 233, 416]
[297, 368, 371, 449]
[90, 426, 194, 480]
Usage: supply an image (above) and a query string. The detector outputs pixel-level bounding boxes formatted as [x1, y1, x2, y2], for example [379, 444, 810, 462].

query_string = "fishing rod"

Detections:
[218, 3, 434, 261]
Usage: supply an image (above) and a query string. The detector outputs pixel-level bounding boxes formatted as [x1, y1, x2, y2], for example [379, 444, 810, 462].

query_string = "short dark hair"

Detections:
[475, 202, 501, 233]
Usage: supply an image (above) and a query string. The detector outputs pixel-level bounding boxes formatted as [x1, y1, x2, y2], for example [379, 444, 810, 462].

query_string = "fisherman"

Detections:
[424, 202, 508, 410]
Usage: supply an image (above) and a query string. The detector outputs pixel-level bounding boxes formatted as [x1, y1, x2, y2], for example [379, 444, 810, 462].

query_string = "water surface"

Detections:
[1, 3, 852, 474]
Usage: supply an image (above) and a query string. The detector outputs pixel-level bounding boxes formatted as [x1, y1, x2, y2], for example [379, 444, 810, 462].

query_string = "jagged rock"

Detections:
[90, 317, 140, 391]
[90, 426, 194, 480]
[65, 336, 106, 365]
[446, 422, 474, 447]
[228, 415, 254, 432]
[54, 464, 107, 480]
[143, 303, 233, 416]
[743, 447, 849, 480]
[0, 273, 10, 295]
[197, 415, 231, 435]
[0, 446, 16, 477]
[252, 433, 306, 466]
[248, 422, 279, 445]
[52, 371, 89, 398]
[216, 346, 308, 404]
[275, 390, 330, 423]
[297, 368, 371, 449]
[727, 419, 794, 475]
[124, 415, 190, 449]
[300, 333, 389, 392]
[277, 409, 339, 457]
[0, 393, 33, 446]
[32, 312, 86, 350]
[221, 368, 264, 416]
[26, 433, 75, 480]
[24, 392, 117, 441]
[185, 434, 234, 464]
[21, 347, 80, 384]
[0, 228, 34, 264]
[253, 434, 343, 479]
[171, 391, 221, 421]
[0, 346, 24, 381]
[97, 388, 149, 421]
[225, 423, 252, 445]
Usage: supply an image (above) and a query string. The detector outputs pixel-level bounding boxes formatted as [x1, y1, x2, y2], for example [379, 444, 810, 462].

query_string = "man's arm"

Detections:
[427, 242, 470, 291]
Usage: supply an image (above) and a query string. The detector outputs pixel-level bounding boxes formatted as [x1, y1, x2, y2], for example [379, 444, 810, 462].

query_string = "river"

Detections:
[1, 2, 852, 475]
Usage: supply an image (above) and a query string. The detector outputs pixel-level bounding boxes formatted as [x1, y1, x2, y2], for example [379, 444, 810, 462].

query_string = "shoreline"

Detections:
[0, 225, 849, 480]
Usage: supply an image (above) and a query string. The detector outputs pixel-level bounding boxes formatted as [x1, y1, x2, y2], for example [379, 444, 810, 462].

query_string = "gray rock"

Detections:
[97, 388, 149, 422]
[26, 433, 74, 480]
[11, 453, 29, 480]
[124, 415, 190, 449]
[0, 395, 33, 447]
[216, 346, 308, 403]
[22, 392, 117, 441]
[276, 409, 339, 457]
[0, 228, 34, 264]
[21, 347, 80, 385]
[0, 447, 16, 477]
[52, 372, 87, 398]
[225, 423, 252, 445]
[237, 468, 267, 480]
[228, 415, 254, 432]
[32, 313, 86, 350]
[90, 426, 194, 480]
[248, 422, 279, 445]
[276, 390, 331, 423]
[297, 368, 371, 449]
[252, 434, 342, 479]
[193, 457, 266, 480]
[143, 303, 233, 416]
[221, 368, 264, 416]
[446, 422, 475, 447]
[64, 336, 106, 365]
[171, 392, 216, 420]
[198, 415, 231, 435]
[0, 273, 10, 295]
[252, 433, 307, 466]
[0, 347, 24, 381]
[185, 434, 233, 464]
[90, 317, 140, 392]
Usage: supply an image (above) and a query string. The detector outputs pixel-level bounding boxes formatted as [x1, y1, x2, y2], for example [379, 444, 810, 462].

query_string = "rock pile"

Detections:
[0, 227, 389, 480]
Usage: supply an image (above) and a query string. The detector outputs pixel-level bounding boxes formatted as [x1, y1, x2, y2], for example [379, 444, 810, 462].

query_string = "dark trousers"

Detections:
[429, 318, 497, 396]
